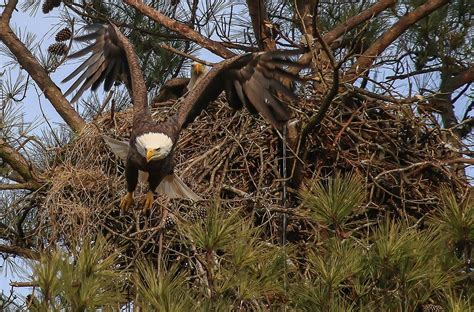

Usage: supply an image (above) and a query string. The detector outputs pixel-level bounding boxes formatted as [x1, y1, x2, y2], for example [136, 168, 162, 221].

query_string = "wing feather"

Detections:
[63, 24, 128, 102]
[64, 53, 105, 96]
[177, 49, 305, 131]
[62, 52, 102, 84]
[102, 135, 129, 160]
[67, 39, 103, 59]
[70, 60, 108, 103]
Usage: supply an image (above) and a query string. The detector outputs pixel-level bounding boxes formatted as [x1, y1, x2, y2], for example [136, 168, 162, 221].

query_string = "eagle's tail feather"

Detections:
[156, 174, 202, 201]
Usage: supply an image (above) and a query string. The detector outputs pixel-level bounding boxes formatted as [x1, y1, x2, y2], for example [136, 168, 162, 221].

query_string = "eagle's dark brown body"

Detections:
[63, 23, 304, 211]
[126, 118, 179, 194]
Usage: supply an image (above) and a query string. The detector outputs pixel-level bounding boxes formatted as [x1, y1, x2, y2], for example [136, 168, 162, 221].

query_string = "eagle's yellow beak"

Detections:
[146, 149, 162, 162]
[192, 63, 205, 75]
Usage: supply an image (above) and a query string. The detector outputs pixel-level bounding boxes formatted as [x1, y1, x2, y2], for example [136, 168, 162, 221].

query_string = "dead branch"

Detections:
[9, 281, 38, 288]
[0, 183, 37, 190]
[0, 244, 39, 260]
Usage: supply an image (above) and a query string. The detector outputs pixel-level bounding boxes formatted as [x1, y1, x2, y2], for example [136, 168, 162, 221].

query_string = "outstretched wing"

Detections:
[63, 24, 130, 103]
[177, 49, 305, 131]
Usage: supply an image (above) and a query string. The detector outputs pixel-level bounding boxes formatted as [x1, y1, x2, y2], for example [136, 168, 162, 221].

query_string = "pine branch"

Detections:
[0, 138, 41, 189]
[0, 0, 86, 133]
[289, 0, 397, 75]
[446, 66, 474, 91]
[426, 67, 473, 130]
[0, 163, 26, 183]
[324, 0, 396, 45]
[0, 244, 39, 260]
[346, 0, 450, 82]
[123, 0, 236, 59]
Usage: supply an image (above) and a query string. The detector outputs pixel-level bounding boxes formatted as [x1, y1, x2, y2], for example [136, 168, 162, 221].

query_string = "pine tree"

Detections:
[1, 1, 472, 310]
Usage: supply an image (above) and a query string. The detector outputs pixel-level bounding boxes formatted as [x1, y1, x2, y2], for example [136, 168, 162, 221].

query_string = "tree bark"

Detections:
[123, 0, 236, 59]
[0, 0, 86, 133]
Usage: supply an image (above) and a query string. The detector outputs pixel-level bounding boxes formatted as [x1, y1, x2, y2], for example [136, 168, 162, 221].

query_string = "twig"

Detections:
[299, 25, 340, 160]
[9, 281, 37, 287]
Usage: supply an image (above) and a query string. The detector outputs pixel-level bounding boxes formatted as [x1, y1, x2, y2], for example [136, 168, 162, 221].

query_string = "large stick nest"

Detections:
[37, 87, 471, 261]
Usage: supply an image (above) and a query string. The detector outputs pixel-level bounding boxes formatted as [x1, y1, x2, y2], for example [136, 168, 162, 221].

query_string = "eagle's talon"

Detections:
[143, 191, 154, 211]
[120, 192, 134, 212]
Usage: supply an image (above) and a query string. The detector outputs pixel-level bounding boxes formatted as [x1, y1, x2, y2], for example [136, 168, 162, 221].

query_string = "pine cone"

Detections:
[55, 28, 72, 42]
[164, 215, 176, 229]
[163, 207, 207, 229]
[42, 0, 62, 14]
[422, 304, 444, 312]
[186, 206, 207, 223]
[48, 42, 68, 56]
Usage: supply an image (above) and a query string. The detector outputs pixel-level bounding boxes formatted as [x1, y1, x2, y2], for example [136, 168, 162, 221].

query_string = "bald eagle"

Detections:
[152, 62, 208, 105]
[63, 24, 303, 211]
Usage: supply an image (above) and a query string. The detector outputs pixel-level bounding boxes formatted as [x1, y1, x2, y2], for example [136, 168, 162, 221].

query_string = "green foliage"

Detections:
[177, 203, 287, 307]
[29, 236, 125, 311]
[365, 220, 453, 309]
[135, 262, 192, 312]
[179, 202, 243, 251]
[24, 178, 474, 311]
[301, 172, 365, 230]
[292, 239, 363, 311]
[430, 188, 474, 250]
[293, 175, 471, 311]
[445, 290, 473, 312]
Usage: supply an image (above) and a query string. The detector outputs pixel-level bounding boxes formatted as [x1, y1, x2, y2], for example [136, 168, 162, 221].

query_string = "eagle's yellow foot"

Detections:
[120, 192, 134, 212]
[143, 191, 154, 211]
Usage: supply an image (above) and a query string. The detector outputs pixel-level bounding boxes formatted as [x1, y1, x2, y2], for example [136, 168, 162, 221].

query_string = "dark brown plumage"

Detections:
[62, 25, 130, 103]
[152, 77, 190, 105]
[63, 23, 304, 211]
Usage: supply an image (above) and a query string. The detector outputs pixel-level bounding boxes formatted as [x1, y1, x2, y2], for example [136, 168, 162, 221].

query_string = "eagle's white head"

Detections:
[187, 62, 208, 90]
[135, 132, 173, 162]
